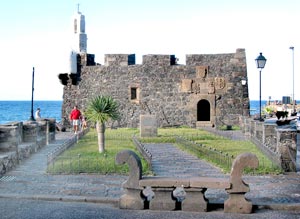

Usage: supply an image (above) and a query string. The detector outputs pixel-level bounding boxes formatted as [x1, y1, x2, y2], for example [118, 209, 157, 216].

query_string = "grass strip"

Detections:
[48, 127, 282, 175]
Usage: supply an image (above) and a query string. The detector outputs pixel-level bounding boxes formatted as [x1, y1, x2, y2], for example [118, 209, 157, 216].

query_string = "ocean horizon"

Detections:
[0, 100, 272, 125]
[0, 100, 63, 125]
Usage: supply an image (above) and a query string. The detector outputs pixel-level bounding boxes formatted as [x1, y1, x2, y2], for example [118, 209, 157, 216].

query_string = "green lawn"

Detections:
[47, 127, 282, 175]
[178, 135, 281, 174]
[140, 127, 282, 174]
[47, 128, 151, 174]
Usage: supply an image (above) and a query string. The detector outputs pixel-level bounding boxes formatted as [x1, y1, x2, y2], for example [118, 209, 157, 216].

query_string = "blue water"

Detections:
[249, 100, 267, 115]
[0, 101, 62, 125]
[0, 100, 280, 125]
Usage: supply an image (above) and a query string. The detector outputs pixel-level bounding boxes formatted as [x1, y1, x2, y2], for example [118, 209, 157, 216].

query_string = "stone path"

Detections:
[0, 130, 299, 209]
[6, 133, 74, 175]
[0, 132, 126, 201]
[143, 143, 224, 178]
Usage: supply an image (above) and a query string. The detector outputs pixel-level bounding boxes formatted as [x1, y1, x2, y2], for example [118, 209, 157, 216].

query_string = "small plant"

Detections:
[85, 95, 121, 153]
[264, 106, 276, 117]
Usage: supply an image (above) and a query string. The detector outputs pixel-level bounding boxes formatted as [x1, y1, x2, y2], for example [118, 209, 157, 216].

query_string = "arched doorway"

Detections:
[197, 99, 210, 121]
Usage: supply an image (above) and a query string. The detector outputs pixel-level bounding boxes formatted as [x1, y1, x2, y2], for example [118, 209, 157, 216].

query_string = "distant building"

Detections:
[59, 9, 249, 128]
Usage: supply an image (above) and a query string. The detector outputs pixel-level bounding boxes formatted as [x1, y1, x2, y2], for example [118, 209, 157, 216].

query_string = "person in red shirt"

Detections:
[70, 105, 81, 134]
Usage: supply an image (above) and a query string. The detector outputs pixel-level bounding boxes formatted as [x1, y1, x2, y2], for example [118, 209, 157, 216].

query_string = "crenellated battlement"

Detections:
[142, 54, 177, 66]
[79, 50, 246, 67]
[105, 54, 136, 66]
[102, 54, 176, 66]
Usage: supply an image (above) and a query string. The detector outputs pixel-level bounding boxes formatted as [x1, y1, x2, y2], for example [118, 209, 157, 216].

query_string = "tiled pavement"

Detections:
[0, 131, 299, 210]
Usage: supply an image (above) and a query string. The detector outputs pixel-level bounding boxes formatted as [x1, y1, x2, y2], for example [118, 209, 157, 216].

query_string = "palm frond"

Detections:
[85, 95, 121, 123]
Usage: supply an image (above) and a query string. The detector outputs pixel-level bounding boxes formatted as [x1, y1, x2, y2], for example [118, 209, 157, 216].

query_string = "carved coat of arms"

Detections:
[196, 66, 208, 78]
[215, 77, 226, 90]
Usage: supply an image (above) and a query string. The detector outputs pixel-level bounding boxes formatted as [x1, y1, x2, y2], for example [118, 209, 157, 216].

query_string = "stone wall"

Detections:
[241, 117, 297, 172]
[0, 119, 56, 176]
[61, 49, 249, 129]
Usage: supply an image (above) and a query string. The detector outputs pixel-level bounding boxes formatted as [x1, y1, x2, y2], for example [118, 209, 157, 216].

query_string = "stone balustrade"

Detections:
[0, 119, 56, 176]
[115, 150, 259, 214]
[241, 117, 298, 172]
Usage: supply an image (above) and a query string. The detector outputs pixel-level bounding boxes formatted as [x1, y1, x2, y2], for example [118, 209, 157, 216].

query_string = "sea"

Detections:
[0, 101, 63, 125]
[0, 100, 266, 125]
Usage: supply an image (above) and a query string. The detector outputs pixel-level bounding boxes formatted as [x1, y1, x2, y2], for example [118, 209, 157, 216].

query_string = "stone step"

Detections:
[196, 121, 212, 128]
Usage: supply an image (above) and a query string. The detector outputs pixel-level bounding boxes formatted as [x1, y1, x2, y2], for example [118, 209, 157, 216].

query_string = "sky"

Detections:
[0, 0, 299, 101]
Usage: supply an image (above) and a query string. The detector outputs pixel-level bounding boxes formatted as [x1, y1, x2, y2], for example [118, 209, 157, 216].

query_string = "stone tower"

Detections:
[59, 11, 249, 129]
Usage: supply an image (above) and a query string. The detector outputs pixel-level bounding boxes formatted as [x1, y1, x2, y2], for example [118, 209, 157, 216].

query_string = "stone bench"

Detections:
[140, 176, 230, 212]
[115, 150, 259, 214]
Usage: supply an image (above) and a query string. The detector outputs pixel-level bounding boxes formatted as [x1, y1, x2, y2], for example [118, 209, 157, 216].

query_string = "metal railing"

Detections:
[47, 128, 89, 166]
[175, 136, 234, 170]
[133, 136, 152, 170]
[47, 136, 77, 166]
[175, 135, 282, 173]
[46, 129, 133, 174]
[47, 154, 122, 174]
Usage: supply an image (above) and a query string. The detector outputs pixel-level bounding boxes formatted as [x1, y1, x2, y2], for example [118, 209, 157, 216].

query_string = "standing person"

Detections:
[81, 114, 87, 130]
[70, 106, 81, 134]
[35, 108, 41, 120]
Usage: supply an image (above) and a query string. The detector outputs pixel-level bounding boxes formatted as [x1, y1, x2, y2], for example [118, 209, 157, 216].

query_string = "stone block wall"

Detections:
[0, 120, 56, 176]
[61, 49, 249, 129]
[0, 124, 21, 152]
[241, 117, 297, 172]
[105, 54, 136, 66]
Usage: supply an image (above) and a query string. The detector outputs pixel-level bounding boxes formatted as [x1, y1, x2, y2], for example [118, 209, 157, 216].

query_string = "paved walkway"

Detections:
[0, 132, 126, 202]
[0, 131, 299, 211]
[144, 143, 224, 178]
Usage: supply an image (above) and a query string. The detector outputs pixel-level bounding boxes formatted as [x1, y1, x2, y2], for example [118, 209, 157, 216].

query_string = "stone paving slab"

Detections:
[144, 143, 224, 177]
[0, 131, 299, 211]
[141, 143, 300, 206]
[0, 174, 126, 200]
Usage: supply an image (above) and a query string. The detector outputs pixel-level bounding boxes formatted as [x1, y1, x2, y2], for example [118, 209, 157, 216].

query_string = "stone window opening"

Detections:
[131, 88, 137, 100]
[129, 86, 140, 104]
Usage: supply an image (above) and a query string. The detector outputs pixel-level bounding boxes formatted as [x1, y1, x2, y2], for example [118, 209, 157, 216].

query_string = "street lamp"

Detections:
[255, 53, 267, 121]
[289, 46, 295, 114]
[28, 67, 35, 121]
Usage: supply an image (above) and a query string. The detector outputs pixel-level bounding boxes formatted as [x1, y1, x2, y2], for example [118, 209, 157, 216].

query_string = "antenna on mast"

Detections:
[77, 3, 80, 13]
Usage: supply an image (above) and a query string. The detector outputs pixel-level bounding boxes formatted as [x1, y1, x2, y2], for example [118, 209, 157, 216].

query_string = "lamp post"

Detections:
[29, 67, 35, 121]
[289, 46, 295, 113]
[255, 53, 267, 121]
[241, 78, 248, 116]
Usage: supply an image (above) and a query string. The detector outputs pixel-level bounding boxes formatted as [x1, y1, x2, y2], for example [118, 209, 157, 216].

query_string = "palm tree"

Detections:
[85, 95, 120, 153]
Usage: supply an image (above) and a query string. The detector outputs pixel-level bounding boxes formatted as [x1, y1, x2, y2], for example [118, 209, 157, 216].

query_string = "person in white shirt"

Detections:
[35, 108, 41, 120]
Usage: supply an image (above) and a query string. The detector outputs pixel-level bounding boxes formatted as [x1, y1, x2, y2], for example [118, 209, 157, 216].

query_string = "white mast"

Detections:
[73, 4, 87, 53]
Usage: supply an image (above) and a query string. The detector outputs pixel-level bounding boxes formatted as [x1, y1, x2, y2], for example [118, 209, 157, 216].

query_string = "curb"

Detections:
[0, 194, 119, 206]
[257, 204, 300, 211]
[1, 194, 300, 212]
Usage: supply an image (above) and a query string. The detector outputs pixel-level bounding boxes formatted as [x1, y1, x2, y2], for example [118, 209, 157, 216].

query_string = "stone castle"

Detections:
[59, 10, 249, 129]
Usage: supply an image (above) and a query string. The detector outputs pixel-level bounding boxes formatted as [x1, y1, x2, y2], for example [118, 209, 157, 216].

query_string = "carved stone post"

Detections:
[23, 121, 39, 143]
[115, 150, 144, 210]
[224, 153, 259, 214]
